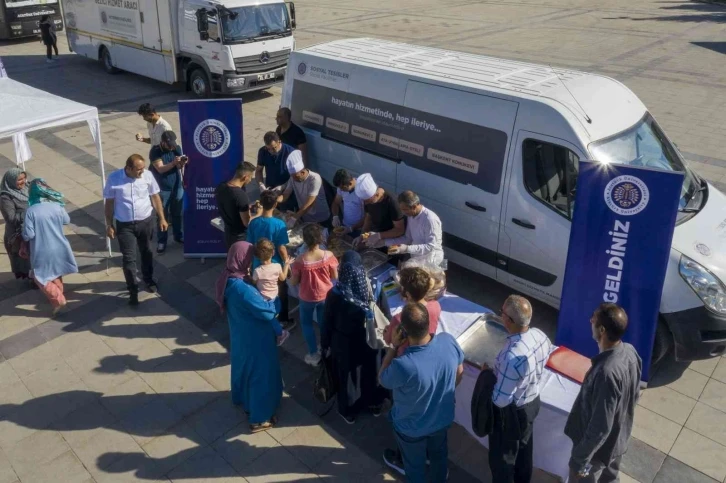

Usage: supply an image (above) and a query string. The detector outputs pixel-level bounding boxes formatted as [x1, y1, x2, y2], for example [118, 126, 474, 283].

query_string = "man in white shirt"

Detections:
[135, 103, 173, 156]
[276, 150, 330, 225]
[331, 169, 364, 237]
[483, 295, 553, 483]
[104, 154, 169, 306]
[386, 191, 445, 267]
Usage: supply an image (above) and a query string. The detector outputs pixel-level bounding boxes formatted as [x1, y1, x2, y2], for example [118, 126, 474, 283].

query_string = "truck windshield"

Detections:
[222, 4, 290, 43]
[589, 113, 703, 212]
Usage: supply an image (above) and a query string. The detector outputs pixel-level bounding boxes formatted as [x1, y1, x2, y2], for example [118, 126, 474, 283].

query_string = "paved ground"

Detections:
[1, 0, 726, 481]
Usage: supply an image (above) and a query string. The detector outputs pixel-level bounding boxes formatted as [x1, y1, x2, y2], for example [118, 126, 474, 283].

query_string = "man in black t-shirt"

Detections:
[276, 107, 308, 166]
[352, 173, 405, 249]
[215, 162, 258, 249]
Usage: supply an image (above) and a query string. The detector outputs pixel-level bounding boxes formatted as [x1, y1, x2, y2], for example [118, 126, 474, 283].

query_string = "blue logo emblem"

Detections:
[298, 62, 307, 75]
[193, 119, 231, 158]
[604, 175, 649, 216]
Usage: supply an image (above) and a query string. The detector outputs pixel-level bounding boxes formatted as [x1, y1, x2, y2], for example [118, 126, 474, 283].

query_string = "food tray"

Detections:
[287, 222, 315, 247]
[327, 237, 354, 260]
[360, 249, 389, 273]
[457, 313, 508, 369]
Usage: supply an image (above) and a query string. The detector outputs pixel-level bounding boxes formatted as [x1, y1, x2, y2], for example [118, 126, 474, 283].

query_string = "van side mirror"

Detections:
[196, 8, 209, 41]
[286, 1, 296, 29]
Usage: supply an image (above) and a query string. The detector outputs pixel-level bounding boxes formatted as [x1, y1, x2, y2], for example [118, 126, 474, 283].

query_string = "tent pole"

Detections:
[89, 118, 111, 275]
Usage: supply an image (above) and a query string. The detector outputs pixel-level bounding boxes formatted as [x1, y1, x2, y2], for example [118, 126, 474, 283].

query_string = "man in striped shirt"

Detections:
[484, 295, 553, 483]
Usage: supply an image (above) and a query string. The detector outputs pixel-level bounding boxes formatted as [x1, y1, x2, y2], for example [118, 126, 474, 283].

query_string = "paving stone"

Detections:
[280, 425, 345, 470]
[213, 426, 280, 473]
[664, 368, 710, 401]
[713, 357, 726, 385]
[0, 450, 18, 483]
[119, 397, 184, 446]
[72, 423, 144, 474]
[52, 400, 119, 448]
[685, 402, 726, 448]
[632, 406, 682, 454]
[653, 456, 718, 483]
[185, 396, 246, 445]
[5, 430, 71, 480]
[22, 450, 93, 483]
[700, 379, 726, 413]
[167, 446, 241, 482]
[140, 422, 205, 477]
[236, 445, 319, 483]
[620, 437, 666, 483]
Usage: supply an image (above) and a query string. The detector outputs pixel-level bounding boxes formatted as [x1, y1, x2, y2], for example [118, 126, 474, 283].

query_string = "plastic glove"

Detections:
[285, 217, 297, 230]
[364, 232, 381, 247]
[258, 182, 267, 192]
[352, 235, 363, 248]
[332, 216, 341, 228]
[388, 244, 408, 255]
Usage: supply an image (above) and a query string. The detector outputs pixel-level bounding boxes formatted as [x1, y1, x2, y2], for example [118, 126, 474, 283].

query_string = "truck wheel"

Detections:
[651, 319, 673, 368]
[190, 69, 211, 98]
[100, 47, 119, 74]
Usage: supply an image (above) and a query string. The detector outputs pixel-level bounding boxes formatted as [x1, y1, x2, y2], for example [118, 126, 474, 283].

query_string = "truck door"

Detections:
[139, 0, 162, 51]
[498, 131, 584, 307]
[396, 81, 518, 280]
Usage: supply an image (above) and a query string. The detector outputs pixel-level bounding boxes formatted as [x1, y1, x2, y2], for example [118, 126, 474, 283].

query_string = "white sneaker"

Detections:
[277, 330, 290, 347]
[304, 352, 321, 366]
[46, 59, 54, 63]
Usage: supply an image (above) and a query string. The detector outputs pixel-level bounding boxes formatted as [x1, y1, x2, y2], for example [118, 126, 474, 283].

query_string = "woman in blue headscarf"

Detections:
[23, 179, 78, 315]
[0, 168, 31, 282]
[321, 250, 386, 424]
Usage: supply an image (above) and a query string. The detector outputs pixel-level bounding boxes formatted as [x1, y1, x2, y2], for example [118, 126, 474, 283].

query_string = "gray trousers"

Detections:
[580, 455, 622, 483]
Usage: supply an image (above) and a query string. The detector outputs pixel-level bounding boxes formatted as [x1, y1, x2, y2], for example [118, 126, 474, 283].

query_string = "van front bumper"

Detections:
[220, 67, 286, 94]
[662, 306, 726, 360]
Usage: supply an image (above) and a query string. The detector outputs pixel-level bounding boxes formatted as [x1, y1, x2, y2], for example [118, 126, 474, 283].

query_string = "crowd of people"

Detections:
[1, 101, 643, 483]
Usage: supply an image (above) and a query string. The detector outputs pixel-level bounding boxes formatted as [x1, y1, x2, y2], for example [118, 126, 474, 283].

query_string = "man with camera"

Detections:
[149, 130, 187, 253]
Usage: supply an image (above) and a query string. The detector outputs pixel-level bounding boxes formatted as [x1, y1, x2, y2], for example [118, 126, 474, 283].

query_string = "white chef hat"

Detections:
[286, 150, 305, 174]
[355, 173, 378, 200]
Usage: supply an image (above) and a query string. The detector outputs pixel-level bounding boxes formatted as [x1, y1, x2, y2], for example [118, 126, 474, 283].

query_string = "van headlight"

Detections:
[679, 255, 726, 314]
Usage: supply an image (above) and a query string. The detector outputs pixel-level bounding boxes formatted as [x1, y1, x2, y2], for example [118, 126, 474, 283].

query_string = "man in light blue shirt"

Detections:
[379, 303, 465, 482]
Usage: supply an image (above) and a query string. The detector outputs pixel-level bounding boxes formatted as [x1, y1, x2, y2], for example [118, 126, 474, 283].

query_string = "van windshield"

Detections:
[589, 113, 702, 211]
[221, 4, 291, 43]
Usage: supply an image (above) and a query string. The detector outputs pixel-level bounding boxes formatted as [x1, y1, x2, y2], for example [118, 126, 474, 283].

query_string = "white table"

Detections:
[384, 290, 580, 482]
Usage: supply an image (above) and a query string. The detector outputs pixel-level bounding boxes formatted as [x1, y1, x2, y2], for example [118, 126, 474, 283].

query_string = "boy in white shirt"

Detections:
[253, 238, 292, 346]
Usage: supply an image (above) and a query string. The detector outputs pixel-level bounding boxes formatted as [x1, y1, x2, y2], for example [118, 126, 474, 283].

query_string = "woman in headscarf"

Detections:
[321, 250, 386, 424]
[23, 179, 78, 315]
[216, 240, 282, 433]
[0, 168, 32, 282]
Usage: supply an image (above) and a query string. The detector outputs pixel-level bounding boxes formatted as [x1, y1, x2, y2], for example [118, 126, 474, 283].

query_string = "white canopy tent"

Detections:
[0, 75, 112, 258]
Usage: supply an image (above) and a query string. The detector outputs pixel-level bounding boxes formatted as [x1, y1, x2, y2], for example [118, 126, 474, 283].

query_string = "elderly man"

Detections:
[104, 154, 168, 306]
[276, 150, 330, 224]
[386, 190, 444, 267]
[353, 173, 405, 248]
[565, 304, 641, 483]
[275, 107, 308, 166]
[331, 169, 364, 237]
[484, 295, 553, 483]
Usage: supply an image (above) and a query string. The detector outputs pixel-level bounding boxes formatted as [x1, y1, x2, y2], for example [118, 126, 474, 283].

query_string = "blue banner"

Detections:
[179, 99, 243, 257]
[555, 161, 683, 380]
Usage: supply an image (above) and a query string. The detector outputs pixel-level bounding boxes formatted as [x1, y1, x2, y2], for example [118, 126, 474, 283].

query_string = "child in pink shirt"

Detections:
[253, 238, 292, 346]
[290, 224, 339, 366]
[384, 267, 441, 356]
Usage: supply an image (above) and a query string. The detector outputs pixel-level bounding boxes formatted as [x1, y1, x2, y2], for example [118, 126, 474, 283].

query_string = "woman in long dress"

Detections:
[0, 168, 31, 282]
[22, 179, 78, 315]
[215, 241, 282, 432]
[321, 250, 386, 424]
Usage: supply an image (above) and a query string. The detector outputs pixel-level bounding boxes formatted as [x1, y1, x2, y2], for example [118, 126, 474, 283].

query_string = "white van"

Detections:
[281, 38, 726, 363]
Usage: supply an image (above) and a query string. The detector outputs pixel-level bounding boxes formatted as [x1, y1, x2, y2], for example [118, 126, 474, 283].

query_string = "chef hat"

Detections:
[286, 150, 305, 174]
[355, 173, 378, 200]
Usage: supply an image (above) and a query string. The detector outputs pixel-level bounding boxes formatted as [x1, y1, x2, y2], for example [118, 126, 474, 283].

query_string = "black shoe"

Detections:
[383, 448, 405, 476]
[145, 281, 158, 293]
[281, 319, 297, 332]
[370, 405, 383, 418]
[129, 292, 139, 306]
[338, 411, 356, 425]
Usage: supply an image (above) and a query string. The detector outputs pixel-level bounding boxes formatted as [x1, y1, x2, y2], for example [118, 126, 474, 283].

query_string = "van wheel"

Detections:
[651, 319, 673, 368]
[100, 47, 119, 74]
[190, 69, 211, 98]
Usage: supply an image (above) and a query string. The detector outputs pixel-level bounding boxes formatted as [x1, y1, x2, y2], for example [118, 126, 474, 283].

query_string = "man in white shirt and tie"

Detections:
[386, 190, 445, 267]
[104, 154, 168, 306]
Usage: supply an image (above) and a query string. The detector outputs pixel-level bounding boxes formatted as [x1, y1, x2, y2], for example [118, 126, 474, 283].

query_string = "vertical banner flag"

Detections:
[555, 161, 683, 381]
[179, 99, 243, 257]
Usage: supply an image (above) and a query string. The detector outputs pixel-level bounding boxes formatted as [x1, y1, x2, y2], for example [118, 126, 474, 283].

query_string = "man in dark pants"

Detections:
[380, 303, 465, 482]
[104, 154, 168, 306]
[149, 131, 187, 253]
[565, 304, 641, 483]
[485, 295, 553, 483]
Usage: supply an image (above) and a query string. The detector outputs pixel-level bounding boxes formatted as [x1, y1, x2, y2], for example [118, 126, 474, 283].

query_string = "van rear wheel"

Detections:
[100, 47, 120, 74]
[190, 69, 211, 98]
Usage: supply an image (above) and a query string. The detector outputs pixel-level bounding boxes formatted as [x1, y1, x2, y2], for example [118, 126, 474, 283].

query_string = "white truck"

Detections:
[62, 0, 296, 97]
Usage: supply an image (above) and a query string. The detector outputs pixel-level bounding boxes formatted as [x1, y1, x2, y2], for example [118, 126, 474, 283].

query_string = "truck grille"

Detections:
[234, 49, 290, 74]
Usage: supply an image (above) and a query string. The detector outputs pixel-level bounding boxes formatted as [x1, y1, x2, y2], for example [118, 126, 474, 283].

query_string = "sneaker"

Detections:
[46, 59, 54, 63]
[383, 448, 405, 476]
[281, 319, 297, 332]
[129, 292, 139, 306]
[156, 242, 166, 254]
[304, 352, 321, 366]
[338, 411, 356, 425]
[276, 330, 290, 347]
[145, 280, 158, 294]
[370, 405, 383, 418]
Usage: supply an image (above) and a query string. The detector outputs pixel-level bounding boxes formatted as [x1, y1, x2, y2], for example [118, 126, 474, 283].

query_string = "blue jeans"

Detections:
[299, 300, 325, 355]
[157, 188, 184, 244]
[395, 427, 449, 483]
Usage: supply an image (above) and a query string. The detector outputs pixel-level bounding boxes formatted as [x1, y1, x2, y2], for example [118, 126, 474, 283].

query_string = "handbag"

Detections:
[18, 240, 29, 260]
[365, 278, 391, 350]
[313, 354, 337, 404]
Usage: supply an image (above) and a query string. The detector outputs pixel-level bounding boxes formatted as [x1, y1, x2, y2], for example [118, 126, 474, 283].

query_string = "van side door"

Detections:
[397, 81, 518, 280]
[498, 131, 584, 307]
